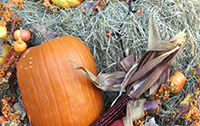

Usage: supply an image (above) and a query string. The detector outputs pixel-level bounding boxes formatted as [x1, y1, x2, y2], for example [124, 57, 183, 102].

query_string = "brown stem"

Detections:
[0, 56, 17, 61]
[10, 14, 17, 35]
[171, 112, 182, 126]
[181, 87, 188, 95]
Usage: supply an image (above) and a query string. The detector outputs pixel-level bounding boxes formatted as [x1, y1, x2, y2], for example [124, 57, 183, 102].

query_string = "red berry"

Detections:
[0, 116, 8, 124]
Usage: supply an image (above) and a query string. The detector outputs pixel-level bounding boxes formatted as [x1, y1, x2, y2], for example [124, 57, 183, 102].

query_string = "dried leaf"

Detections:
[180, 94, 191, 114]
[123, 98, 146, 126]
[144, 117, 158, 126]
[69, 16, 190, 104]
[148, 16, 162, 49]
[118, 54, 137, 72]
[129, 45, 179, 84]
[144, 98, 158, 113]
[113, 63, 138, 105]
[148, 41, 177, 52]
[70, 58, 126, 91]
[97, 71, 126, 91]
[12, 102, 26, 120]
[148, 70, 169, 96]
[69, 58, 98, 82]
[171, 94, 191, 125]
[191, 64, 200, 77]
[118, 17, 190, 100]
[130, 51, 178, 98]
[31, 24, 58, 42]
[82, 1, 100, 16]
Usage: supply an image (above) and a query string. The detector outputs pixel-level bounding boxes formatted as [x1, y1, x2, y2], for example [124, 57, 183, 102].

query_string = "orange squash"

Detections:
[52, 0, 84, 8]
[13, 39, 27, 53]
[169, 71, 186, 93]
[17, 35, 104, 126]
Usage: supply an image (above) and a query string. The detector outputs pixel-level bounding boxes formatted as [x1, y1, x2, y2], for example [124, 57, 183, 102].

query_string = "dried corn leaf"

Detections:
[123, 98, 158, 126]
[117, 17, 190, 100]
[148, 16, 162, 49]
[148, 70, 169, 96]
[123, 98, 146, 126]
[118, 53, 137, 72]
[97, 71, 126, 91]
[69, 58, 127, 91]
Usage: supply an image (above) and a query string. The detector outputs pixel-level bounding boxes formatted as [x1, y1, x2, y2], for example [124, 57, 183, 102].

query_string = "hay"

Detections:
[17, 0, 200, 125]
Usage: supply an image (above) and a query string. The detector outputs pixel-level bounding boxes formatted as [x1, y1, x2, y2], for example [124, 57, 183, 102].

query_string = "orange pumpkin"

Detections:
[17, 35, 104, 126]
[169, 71, 186, 93]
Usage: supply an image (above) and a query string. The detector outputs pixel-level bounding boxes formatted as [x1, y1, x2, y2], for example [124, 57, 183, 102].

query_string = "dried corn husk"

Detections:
[70, 16, 190, 101]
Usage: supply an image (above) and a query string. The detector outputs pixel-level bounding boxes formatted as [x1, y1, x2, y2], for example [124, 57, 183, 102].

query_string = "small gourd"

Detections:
[169, 71, 186, 93]
[13, 38, 27, 53]
[14, 29, 31, 41]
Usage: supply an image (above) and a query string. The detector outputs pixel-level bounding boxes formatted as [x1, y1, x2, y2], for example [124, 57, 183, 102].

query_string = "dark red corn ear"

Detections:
[90, 95, 131, 126]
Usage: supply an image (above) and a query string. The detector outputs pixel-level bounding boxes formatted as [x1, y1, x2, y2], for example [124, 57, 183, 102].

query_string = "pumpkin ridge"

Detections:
[47, 38, 75, 124]
[41, 41, 65, 125]
[62, 36, 103, 121]
[59, 36, 91, 124]
[59, 36, 104, 124]
[75, 46, 102, 119]
[28, 45, 54, 125]
[34, 45, 58, 125]
[17, 51, 36, 125]
[27, 47, 49, 125]
[18, 48, 48, 125]
[17, 48, 47, 125]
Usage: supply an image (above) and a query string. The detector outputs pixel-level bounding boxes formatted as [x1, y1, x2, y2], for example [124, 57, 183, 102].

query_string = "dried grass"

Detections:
[17, 0, 200, 125]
